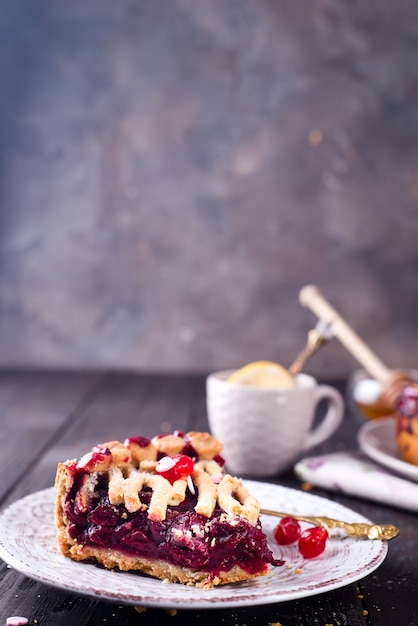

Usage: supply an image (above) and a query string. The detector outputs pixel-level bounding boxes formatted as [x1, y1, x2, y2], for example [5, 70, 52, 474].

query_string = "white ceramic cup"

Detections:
[206, 370, 344, 477]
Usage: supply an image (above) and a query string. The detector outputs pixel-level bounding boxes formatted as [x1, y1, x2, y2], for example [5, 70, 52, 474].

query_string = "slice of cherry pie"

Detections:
[55, 430, 282, 588]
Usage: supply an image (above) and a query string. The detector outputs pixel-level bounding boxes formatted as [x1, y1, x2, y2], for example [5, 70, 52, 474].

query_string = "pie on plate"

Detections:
[0, 483, 388, 608]
[55, 431, 282, 588]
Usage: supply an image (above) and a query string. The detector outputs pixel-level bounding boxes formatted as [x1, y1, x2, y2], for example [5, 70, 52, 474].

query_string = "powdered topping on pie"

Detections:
[55, 430, 282, 588]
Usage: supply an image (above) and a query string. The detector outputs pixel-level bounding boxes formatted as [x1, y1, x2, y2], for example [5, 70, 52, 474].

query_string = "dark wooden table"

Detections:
[1, 371, 417, 626]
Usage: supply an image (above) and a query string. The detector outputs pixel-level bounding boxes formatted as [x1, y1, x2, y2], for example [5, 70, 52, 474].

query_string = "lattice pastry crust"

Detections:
[58, 432, 259, 524]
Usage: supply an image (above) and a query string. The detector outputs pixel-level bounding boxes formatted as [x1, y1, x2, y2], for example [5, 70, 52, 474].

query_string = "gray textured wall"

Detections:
[1, 0, 418, 377]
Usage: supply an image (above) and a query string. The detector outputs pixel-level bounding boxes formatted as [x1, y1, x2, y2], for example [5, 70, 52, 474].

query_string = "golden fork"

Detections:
[260, 509, 400, 540]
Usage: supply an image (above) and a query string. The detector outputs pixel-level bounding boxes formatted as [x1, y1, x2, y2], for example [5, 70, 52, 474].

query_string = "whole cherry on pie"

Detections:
[155, 454, 194, 483]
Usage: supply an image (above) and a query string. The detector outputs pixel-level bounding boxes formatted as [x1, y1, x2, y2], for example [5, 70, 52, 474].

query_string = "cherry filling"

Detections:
[64, 472, 281, 576]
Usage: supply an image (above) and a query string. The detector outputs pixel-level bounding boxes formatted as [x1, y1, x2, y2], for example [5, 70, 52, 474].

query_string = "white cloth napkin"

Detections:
[294, 450, 418, 512]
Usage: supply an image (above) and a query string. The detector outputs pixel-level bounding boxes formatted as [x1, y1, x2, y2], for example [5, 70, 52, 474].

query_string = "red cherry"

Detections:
[76, 446, 111, 471]
[155, 454, 194, 484]
[298, 526, 328, 558]
[274, 516, 301, 545]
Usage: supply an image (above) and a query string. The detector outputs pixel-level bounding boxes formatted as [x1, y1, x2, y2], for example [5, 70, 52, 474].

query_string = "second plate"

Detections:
[358, 417, 418, 483]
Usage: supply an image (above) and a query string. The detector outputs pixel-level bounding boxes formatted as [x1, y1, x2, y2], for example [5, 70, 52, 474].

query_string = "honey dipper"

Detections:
[298, 285, 413, 409]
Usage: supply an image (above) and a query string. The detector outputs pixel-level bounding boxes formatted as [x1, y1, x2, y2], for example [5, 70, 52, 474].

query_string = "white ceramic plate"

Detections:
[0, 483, 387, 609]
[358, 417, 418, 483]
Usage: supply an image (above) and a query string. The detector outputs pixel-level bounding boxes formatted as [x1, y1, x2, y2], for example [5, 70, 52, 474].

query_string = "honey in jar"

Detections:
[353, 379, 393, 420]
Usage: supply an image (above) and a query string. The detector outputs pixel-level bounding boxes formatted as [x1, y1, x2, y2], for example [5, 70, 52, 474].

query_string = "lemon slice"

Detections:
[227, 360, 295, 389]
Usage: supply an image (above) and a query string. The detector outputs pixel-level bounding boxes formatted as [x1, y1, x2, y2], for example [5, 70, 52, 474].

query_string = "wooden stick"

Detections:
[299, 285, 391, 383]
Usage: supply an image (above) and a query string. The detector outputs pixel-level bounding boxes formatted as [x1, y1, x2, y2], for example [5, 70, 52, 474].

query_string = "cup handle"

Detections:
[302, 385, 344, 450]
